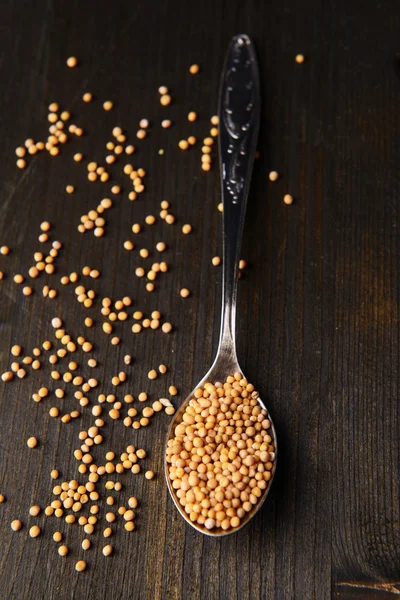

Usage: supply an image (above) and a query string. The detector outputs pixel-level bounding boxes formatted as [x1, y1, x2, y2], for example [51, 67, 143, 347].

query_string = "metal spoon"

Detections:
[165, 33, 277, 536]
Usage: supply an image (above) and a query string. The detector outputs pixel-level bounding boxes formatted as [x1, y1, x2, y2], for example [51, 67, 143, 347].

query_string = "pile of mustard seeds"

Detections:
[166, 374, 275, 532]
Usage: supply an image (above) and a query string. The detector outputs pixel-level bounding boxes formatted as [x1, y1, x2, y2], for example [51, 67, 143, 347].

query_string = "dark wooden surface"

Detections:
[0, 1, 399, 599]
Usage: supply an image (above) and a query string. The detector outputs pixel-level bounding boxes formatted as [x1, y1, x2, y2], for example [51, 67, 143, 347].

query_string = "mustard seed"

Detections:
[180, 288, 190, 298]
[178, 140, 189, 150]
[295, 54, 305, 63]
[11, 520, 22, 531]
[160, 94, 171, 106]
[145, 470, 155, 480]
[66, 56, 78, 68]
[75, 560, 86, 572]
[148, 369, 157, 380]
[284, 194, 294, 205]
[102, 544, 113, 556]
[189, 64, 200, 74]
[162, 322, 172, 333]
[29, 505, 41, 516]
[103, 101, 113, 111]
[212, 256, 221, 266]
[269, 171, 279, 182]
[27, 437, 38, 448]
[161, 119, 172, 128]
[29, 525, 41, 538]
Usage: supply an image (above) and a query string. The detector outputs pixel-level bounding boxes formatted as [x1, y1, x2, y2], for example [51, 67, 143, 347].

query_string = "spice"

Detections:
[283, 194, 294, 205]
[189, 64, 200, 74]
[11, 520, 22, 531]
[295, 54, 305, 63]
[166, 374, 275, 531]
[27, 437, 38, 448]
[29, 525, 41, 538]
[269, 171, 279, 182]
[180, 288, 190, 298]
[160, 94, 172, 106]
[66, 56, 78, 68]
[75, 560, 86, 572]
[103, 101, 113, 111]
[102, 544, 113, 556]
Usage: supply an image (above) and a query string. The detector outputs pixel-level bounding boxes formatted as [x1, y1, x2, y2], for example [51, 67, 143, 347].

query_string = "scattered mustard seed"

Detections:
[269, 171, 279, 182]
[29, 525, 41, 538]
[27, 437, 38, 448]
[284, 194, 294, 205]
[66, 56, 78, 68]
[11, 520, 22, 531]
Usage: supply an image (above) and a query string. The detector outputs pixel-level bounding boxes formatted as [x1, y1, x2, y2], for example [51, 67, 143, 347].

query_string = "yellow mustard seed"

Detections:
[66, 56, 78, 68]
[103, 101, 113, 111]
[11, 520, 22, 531]
[269, 171, 279, 182]
[75, 560, 86, 572]
[160, 94, 171, 106]
[29, 525, 41, 538]
[284, 194, 294, 205]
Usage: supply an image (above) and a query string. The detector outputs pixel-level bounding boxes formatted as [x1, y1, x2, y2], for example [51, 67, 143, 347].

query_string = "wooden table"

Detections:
[0, 1, 399, 598]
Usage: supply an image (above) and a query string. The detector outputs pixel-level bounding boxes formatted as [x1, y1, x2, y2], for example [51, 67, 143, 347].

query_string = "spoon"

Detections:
[165, 33, 277, 536]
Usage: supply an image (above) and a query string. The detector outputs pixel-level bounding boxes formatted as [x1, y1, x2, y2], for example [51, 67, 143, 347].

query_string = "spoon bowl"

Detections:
[165, 33, 278, 536]
[165, 354, 278, 537]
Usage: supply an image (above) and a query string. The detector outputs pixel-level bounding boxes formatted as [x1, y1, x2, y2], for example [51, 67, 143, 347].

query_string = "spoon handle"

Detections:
[217, 34, 261, 365]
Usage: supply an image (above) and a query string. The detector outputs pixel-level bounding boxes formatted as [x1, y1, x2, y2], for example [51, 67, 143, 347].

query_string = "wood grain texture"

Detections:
[0, 1, 399, 599]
